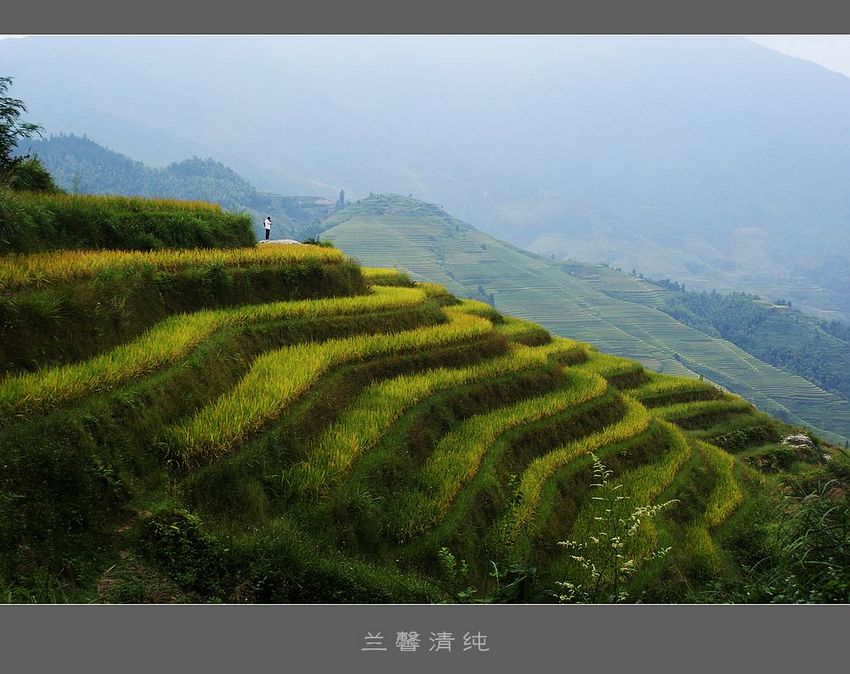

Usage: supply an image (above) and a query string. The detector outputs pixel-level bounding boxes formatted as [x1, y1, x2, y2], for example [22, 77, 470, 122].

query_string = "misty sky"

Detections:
[3, 34, 850, 78]
[748, 36, 850, 78]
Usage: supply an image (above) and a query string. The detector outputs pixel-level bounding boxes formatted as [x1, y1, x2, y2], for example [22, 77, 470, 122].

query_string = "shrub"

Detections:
[7, 158, 61, 193]
[724, 479, 850, 602]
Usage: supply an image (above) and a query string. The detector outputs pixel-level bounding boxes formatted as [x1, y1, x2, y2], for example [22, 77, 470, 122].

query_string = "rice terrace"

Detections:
[2, 189, 848, 603]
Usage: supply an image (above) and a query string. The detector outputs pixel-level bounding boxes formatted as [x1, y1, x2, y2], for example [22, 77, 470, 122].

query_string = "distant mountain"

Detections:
[3, 35, 850, 321]
[322, 194, 850, 445]
[26, 134, 336, 240]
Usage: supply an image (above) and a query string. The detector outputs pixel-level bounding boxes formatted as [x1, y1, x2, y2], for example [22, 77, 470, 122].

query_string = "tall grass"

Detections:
[0, 244, 345, 291]
[361, 267, 415, 287]
[653, 398, 754, 424]
[291, 339, 585, 492]
[576, 351, 645, 381]
[696, 440, 743, 528]
[0, 286, 428, 421]
[25, 192, 223, 212]
[171, 311, 495, 464]
[680, 440, 744, 576]
[448, 298, 502, 321]
[495, 316, 552, 344]
[416, 282, 455, 302]
[0, 188, 254, 255]
[632, 375, 722, 405]
[396, 371, 609, 535]
[509, 396, 652, 538]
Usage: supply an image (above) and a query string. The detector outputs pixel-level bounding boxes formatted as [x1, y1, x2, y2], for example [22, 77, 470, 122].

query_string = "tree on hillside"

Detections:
[0, 76, 44, 182]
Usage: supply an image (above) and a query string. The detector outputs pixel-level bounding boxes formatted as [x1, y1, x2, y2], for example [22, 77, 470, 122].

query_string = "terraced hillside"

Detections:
[2, 239, 847, 603]
[322, 195, 850, 445]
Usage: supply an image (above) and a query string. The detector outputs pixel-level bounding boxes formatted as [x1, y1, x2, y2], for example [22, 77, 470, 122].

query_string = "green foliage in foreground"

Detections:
[705, 478, 850, 603]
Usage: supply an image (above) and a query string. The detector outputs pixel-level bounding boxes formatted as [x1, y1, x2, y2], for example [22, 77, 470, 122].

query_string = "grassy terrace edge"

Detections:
[0, 188, 254, 255]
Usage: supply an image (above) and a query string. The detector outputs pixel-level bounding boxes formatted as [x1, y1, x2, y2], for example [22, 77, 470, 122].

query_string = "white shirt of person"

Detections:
[264, 218, 272, 230]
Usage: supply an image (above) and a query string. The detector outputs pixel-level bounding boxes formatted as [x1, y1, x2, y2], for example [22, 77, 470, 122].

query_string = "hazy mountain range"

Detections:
[25, 134, 337, 240]
[2, 35, 849, 321]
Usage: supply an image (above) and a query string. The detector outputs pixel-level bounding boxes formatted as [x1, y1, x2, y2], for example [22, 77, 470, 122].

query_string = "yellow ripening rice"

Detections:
[172, 310, 495, 464]
[510, 396, 652, 538]
[292, 338, 588, 493]
[0, 244, 345, 291]
[0, 286, 427, 421]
